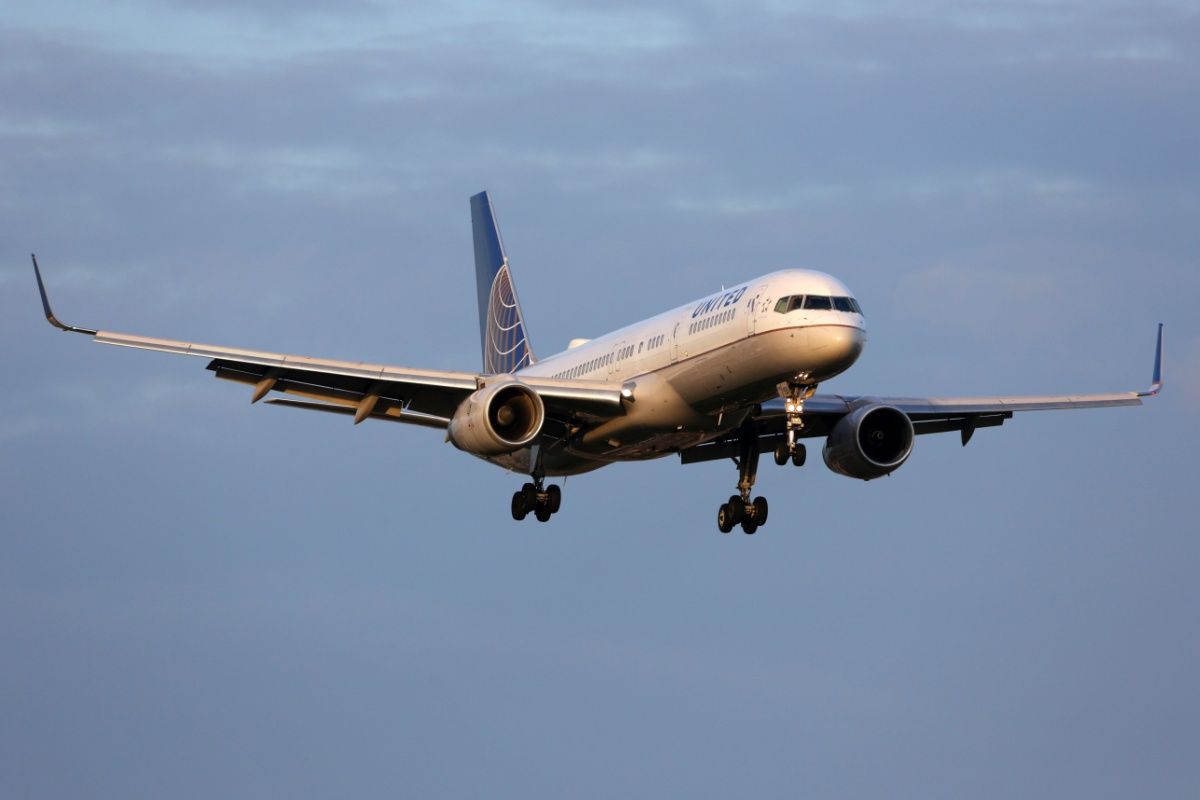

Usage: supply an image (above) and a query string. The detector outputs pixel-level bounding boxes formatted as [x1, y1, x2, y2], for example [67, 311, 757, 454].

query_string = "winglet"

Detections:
[1139, 323, 1164, 397]
[31, 254, 97, 335]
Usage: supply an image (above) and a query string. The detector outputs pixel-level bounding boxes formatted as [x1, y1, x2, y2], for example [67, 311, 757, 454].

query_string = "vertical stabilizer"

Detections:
[471, 191, 535, 373]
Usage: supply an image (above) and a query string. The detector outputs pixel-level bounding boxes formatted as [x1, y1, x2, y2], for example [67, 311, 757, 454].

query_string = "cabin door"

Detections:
[747, 283, 770, 335]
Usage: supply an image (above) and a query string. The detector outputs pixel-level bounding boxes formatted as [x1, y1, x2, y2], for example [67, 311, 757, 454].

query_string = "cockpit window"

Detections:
[776, 294, 862, 313]
[774, 295, 804, 313]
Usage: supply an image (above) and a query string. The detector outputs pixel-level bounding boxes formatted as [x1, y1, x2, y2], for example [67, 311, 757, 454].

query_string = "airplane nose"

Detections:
[807, 324, 866, 377]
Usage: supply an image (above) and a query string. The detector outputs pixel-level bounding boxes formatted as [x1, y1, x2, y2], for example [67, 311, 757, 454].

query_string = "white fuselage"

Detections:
[501, 269, 867, 475]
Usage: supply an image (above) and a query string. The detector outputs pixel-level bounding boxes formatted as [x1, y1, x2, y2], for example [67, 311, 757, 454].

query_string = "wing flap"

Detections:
[264, 398, 450, 429]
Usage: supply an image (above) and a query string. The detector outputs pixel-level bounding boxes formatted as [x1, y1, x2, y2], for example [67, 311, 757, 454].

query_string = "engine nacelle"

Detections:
[447, 378, 545, 456]
[822, 403, 914, 480]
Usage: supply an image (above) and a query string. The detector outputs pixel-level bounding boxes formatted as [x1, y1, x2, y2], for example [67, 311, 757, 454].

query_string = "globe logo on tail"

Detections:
[484, 262, 533, 374]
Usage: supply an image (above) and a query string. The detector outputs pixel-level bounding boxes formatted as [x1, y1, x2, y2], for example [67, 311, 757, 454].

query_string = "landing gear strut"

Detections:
[773, 379, 816, 468]
[717, 420, 770, 534]
[511, 444, 562, 523]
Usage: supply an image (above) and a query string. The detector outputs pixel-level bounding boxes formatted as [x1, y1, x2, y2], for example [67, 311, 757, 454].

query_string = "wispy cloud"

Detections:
[1178, 334, 1200, 403]
[894, 262, 1063, 340]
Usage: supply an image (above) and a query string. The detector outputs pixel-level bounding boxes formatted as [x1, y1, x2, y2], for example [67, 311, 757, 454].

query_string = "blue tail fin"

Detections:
[471, 191, 535, 374]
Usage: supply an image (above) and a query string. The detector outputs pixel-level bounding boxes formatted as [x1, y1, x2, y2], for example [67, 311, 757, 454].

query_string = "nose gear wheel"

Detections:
[776, 379, 817, 467]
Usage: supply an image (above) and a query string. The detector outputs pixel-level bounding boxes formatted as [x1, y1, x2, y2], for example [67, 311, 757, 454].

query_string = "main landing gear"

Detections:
[716, 381, 817, 534]
[511, 480, 561, 522]
[510, 444, 562, 523]
[717, 420, 770, 534]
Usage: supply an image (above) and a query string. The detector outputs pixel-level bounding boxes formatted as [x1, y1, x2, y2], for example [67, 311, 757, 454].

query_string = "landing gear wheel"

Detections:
[521, 483, 538, 512]
[752, 496, 769, 525]
[773, 445, 789, 466]
[791, 445, 806, 467]
[535, 504, 552, 522]
[741, 519, 758, 535]
[511, 491, 529, 521]
[726, 495, 745, 525]
[546, 484, 562, 514]
[717, 503, 736, 533]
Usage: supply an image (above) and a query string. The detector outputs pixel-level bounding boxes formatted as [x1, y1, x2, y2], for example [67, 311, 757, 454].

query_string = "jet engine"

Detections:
[822, 403, 914, 480]
[447, 378, 545, 456]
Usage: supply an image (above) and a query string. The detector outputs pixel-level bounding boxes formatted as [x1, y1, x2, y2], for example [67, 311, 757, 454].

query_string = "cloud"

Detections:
[894, 262, 1063, 340]
[1177, 334, 1200, 404]
[0, 415, 48, 442]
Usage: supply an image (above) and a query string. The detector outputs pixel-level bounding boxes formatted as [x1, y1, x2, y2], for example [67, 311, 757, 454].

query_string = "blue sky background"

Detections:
[2, 2, 1198, 797]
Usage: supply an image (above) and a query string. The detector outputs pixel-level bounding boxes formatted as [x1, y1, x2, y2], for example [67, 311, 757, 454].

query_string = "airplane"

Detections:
[32, 191, 1163, 534]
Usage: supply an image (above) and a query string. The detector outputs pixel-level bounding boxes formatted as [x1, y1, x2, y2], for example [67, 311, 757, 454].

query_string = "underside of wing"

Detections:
[97, 330, 629, 431]
[205, 351, 627, 429]
[90, 329, 478, 426]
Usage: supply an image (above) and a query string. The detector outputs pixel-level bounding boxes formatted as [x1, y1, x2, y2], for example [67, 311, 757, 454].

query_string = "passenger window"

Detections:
[833, 296, 854, 312]
[803, 295, 832, 310]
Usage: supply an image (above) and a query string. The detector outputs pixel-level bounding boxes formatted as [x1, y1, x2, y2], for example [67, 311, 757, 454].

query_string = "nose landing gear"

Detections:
[773, 379, 816, 468]
[773, 443, 806, 467]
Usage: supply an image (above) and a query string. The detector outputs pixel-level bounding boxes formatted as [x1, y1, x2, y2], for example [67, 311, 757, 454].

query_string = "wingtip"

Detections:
[1140, 323, 1164, 397]
[31, 252, 58, 325]
[30, 254, 97, 335]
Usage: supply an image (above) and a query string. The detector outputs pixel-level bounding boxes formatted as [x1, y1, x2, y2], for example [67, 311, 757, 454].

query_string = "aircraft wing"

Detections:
[797, 324, 1161, 438]
[33, 256, 626, 429]
[758, 388, 1153, 444]
[683, 324, 1162, 461]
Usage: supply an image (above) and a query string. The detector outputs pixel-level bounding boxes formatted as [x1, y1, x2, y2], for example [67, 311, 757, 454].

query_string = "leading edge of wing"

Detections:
[96, 330, 479, 392]
[855, 393, 1143, 417]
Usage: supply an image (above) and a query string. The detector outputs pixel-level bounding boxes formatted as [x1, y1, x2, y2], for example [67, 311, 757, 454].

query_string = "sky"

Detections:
[2, 1, 1198, 797]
